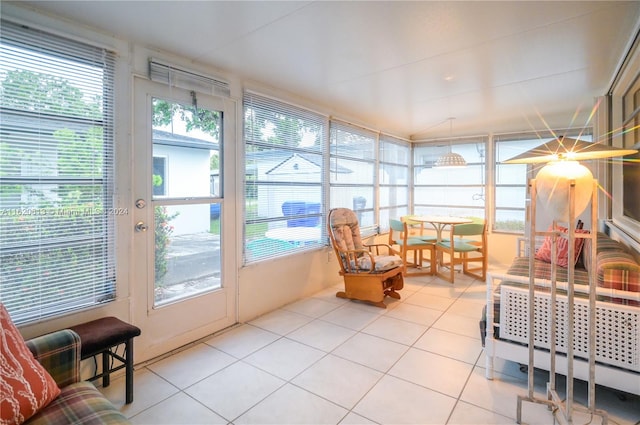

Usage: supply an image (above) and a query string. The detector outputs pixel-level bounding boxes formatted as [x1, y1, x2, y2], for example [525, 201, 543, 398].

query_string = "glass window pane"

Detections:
[152, 98, 221, 199]
[0, 21, 116, 324]
[244, 93, 325, 263]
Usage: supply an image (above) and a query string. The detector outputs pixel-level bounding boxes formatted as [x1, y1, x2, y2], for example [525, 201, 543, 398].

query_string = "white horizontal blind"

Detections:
[329, 121, 377, 235]
[149, 58, 230, 97]
[0, 20, 116, 324]
[413, 137, 487, 219]
[379, 134, 410, 232]
[243, 92, 326, 263]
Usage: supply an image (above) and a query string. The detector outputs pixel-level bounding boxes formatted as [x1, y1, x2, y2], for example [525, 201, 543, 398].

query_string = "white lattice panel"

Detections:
[499, 285, 640, 372]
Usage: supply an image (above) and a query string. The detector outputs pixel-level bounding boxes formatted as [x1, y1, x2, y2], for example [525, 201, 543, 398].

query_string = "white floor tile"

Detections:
[338, 411, 377, 424]
[432, 311, 483, 339]
[129, 392, 226, 424]
[361, 315, 428, 346]
[414, 327, 483, 365]
[292, 354, 383, 409]
[403, 291, 455, 311]
[447, 297, 486, 319]
[146, 343, 236, 389]
[353, 374, 456, 424]
[320, 305, 380, 331]
[243, 337, 325, 380]
[287, 319, 356, 352]
[248, 308, 313, 335]
[119, 275, 639, 425]
[185, 361, 284, 422]
[234, 383, 348, 424]
[389, 347, 474, 397]
[447, 400, 514, 424]
[383, 301, 443, 326]
[283, 297, 342, 318]
[204, 324, 279, 359]
[99, 368, 179, 418]
[331, 332, 408, 372]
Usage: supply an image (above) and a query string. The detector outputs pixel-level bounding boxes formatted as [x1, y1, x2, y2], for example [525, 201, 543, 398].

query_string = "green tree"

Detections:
[1, 69, 101, 118]
[152, 99, 221, 139]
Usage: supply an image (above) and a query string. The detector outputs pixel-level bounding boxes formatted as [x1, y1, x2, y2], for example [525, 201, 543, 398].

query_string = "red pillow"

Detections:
[0, 304, 61, 425]
[535, 226, 590, 268]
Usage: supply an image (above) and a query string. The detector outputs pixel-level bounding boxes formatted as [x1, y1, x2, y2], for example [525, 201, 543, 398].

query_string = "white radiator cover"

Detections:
[499, 284, 640, 372]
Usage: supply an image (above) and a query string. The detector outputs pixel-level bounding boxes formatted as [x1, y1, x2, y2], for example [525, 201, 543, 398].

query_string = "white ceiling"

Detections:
[11, 1, 640, 139]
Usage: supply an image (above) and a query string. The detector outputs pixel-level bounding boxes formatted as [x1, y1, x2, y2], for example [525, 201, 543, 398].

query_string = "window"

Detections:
[379, 134, 410, 233]
[243, 92, 326, 263]
[493, 129, 592, 233]
[610, 37, 640, 242]
[413, 138, 487, 219]
[0, 20, 116, 323]
[329, 121, 377, 234]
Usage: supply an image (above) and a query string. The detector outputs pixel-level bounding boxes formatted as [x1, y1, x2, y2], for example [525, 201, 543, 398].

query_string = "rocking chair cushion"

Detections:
[356, 255, 403, 272]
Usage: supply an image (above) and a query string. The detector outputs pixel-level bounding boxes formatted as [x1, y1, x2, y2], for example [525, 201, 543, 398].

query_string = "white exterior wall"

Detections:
[153, 144, 211, 235]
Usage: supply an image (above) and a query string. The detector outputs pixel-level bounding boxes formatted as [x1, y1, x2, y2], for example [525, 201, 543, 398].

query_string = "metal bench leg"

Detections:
[125, 338, 134, 404]
[102, 349, 110, 388]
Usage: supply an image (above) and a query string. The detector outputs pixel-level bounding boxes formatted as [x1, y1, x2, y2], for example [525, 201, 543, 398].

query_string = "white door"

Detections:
[132, 78, 237, 362]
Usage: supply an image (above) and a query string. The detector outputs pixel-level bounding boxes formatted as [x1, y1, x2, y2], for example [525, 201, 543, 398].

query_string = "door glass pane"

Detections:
[152, 98, 221, 199]
[154, 203, 221, 306]
[151, 97, 222, 306]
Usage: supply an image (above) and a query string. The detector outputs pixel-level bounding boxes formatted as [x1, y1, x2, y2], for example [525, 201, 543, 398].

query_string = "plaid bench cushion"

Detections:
[506, 256, 590, 287]
[25, 382, 129, 425]
[596, 250, 640, 306]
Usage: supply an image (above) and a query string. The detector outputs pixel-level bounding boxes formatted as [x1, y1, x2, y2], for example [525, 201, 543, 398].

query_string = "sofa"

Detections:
[0, 303, 130, 425]
[482, 231, 640, 396]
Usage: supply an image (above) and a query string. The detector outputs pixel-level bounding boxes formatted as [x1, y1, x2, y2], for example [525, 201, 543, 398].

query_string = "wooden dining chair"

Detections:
[435, 219, 487, 283]
[389, 219, 436, 276]
[400, 215, 438, 243]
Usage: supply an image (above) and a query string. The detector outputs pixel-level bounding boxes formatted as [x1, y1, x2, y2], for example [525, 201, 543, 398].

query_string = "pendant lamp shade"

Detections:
[434, 117, 466, 168]
[435, 152, 467, 167]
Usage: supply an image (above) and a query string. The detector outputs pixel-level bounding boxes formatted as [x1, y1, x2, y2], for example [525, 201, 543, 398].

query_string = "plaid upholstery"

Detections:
[26, 330, 81, 389]
[506, 257, 590, 287]
[583, 232, 629, 272]
[596, 250, 640, 306]
[23, 330, 131, 425]
[25, 382, 129, 425]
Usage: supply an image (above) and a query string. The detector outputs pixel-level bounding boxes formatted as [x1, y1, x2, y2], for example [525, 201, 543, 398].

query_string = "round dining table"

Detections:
[411, 215, 473, 243]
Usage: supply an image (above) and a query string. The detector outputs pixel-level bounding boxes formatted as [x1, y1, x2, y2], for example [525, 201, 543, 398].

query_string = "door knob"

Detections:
[135, 221, 148, 232]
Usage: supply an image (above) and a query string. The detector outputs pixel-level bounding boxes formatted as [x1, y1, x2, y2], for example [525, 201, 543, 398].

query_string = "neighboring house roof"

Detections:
[153, 129, 219, 150]
[247, 151, 352, 175]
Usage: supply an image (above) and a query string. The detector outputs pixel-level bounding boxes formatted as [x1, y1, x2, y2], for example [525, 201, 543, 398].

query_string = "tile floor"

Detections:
[99, 273, 640, 424]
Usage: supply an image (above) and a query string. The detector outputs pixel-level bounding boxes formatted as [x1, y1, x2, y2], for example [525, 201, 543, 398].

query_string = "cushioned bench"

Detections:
[69, 317, 141, 404]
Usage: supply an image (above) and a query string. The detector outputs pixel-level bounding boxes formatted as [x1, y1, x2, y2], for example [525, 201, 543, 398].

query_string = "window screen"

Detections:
[413, 137, 487, 219]
[0, 20, 116, 324]
[329, 121, 377, 235]
[379, 134, 410, 232]
[243, 92, 326, 263]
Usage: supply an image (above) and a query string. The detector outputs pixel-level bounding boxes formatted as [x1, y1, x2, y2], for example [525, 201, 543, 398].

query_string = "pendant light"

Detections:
[435, 117, 467, 168]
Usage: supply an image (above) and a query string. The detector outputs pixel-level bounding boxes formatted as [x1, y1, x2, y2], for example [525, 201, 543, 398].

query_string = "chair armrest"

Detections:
[364, 243, 395, 256]
[26, 329, 81, 388]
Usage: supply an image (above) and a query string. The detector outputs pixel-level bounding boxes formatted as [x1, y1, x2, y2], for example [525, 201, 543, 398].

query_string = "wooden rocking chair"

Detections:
[327, 208, 404, 308]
